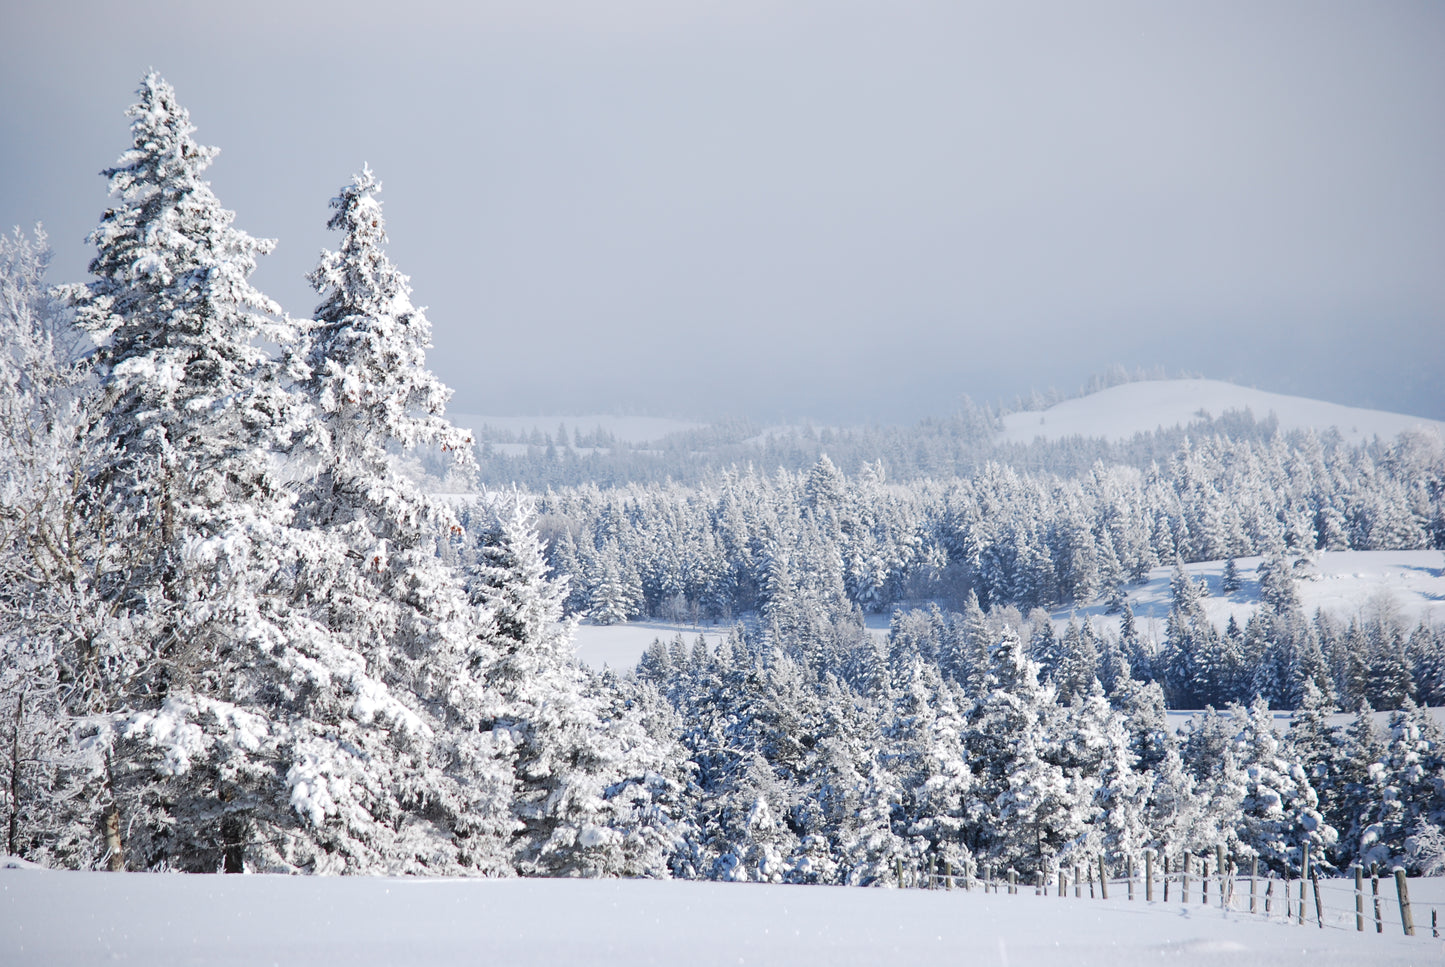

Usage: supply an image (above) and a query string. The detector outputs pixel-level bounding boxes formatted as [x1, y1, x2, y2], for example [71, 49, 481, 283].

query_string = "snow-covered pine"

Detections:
[71, 73, 314, 873]
[1233, 698, 1337, 874]
[964, 629, 1082, 875]
[462, 494, 684, 877]
[285, 167, 512, 874]
[0, 226, 100, 867]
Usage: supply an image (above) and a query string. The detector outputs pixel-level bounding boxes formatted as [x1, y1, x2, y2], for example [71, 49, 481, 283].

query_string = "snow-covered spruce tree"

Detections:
[1233, 698, 1337, 874]
[0, 226, 100, 866]
[886, 658, 974, 879]
[285, 166, 513, 874]
[1358, 700, 1445, 874]
[71, 73, 315, 872]
[1178, 708, 1246, 857]
[964, 629, 1082, 875]
[463, 494, 683, 877]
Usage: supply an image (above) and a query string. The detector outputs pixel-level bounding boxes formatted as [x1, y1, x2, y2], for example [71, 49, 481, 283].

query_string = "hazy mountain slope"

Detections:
[1000, 379, 1445, 445]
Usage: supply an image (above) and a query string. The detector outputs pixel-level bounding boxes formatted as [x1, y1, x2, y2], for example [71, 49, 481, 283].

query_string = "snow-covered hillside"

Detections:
[4, 866, 1440, 967]
[1053, 550, 1445, 642]
[999, 379, 1445, 445]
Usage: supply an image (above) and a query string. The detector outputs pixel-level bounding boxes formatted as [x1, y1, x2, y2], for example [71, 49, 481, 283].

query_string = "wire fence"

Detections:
[894, 851, 1444, 941]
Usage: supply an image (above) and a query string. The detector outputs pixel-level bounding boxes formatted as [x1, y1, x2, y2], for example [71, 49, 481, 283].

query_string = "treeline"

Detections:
[471, 399, 1308, 493]
[538, 432, 1442, 624]
[629, 611, 1445, 882]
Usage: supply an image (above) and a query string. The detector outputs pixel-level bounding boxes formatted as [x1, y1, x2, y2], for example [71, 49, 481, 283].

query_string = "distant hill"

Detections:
[999, 378, 1445, 445]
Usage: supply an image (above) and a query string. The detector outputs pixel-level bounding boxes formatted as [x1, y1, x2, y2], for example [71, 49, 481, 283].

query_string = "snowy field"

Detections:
[999, 379, 1445, 445]
[572, 619, 731, 670]
[4, 864, 1442, 966]
[1053, 549, 1445, 643]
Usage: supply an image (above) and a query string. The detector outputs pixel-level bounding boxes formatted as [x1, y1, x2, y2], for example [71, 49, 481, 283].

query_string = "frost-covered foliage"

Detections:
[632, 598, 1439, 882]
[0, 226, 98, 866]
[542, 450, 1444, 712]
[2, 74, 670, 877]
[6, 71, 1442, 884]
[544, 434, 1442, 615]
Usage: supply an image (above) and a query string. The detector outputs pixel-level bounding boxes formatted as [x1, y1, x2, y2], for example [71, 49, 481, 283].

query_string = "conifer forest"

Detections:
[5, 72, 1445, 900]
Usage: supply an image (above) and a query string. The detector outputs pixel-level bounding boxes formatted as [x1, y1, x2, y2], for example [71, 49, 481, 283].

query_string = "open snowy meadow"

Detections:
[5, 863, 1443, 967]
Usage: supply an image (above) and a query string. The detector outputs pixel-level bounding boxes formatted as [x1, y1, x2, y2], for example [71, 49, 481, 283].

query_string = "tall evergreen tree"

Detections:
[72, 73, 312, 872]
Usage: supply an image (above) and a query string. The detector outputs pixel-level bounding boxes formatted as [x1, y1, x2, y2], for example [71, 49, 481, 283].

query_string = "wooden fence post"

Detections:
[1128, 856, 1135, 901]
[1265, 878, 1273, 916]
[1202, 856, 1210, 906]
[1372, 867, 1382, 933]
[1163, 855, 1170, 903]
[1354, 865, 1363, 931]
[1432, 909, 1437, 939]
[1009, 868, 1017, 895]
[1099, 856, 1109, 900]
[946, 860, 953, 891]
[1059, 869, 1066, 898]
[1251, 859, 1258, 914]
[1074, 863, 1081, 898]
[1145, 851, 1154, 902]
[1182, 853, 1190, 904]
[1298, 843, 1309, 926]
[1216, 846, 1226, 909]
[1394, 869, 1415, 937]
[897, 857, 904, 890]
[1311, 869, 1323, 929]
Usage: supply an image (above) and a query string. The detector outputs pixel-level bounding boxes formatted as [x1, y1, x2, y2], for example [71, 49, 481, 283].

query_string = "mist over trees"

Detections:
[2, 73, 1443, 883]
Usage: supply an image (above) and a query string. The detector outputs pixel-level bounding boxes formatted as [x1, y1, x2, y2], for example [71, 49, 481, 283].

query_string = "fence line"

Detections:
[895, 851, 1439, 940]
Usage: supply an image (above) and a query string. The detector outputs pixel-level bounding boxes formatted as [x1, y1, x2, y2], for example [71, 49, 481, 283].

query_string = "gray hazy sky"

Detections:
[2, 1, 1442, 422]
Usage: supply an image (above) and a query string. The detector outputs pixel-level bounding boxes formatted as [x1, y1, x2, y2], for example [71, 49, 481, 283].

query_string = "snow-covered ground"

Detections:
[572, 619, 732, 670]
[450, 413, 704, 445]
[1055, 550, 1445, 644]
[4, 865, 1441, 966]
[999, 379, 1445, 445]
[570, 613, 894, 672]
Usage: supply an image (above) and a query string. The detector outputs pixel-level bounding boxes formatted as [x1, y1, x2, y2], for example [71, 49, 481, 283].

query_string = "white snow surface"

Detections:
[450, 413, 703, 445]
[1055, 550, 1445, 644]
[3, 867, 1441, 966]
[572, 619, 730, 670]
[999, 379, 1445, 445]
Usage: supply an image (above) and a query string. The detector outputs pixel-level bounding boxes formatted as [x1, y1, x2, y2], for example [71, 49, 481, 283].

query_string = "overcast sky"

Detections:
[2, 1, 1441, 423]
